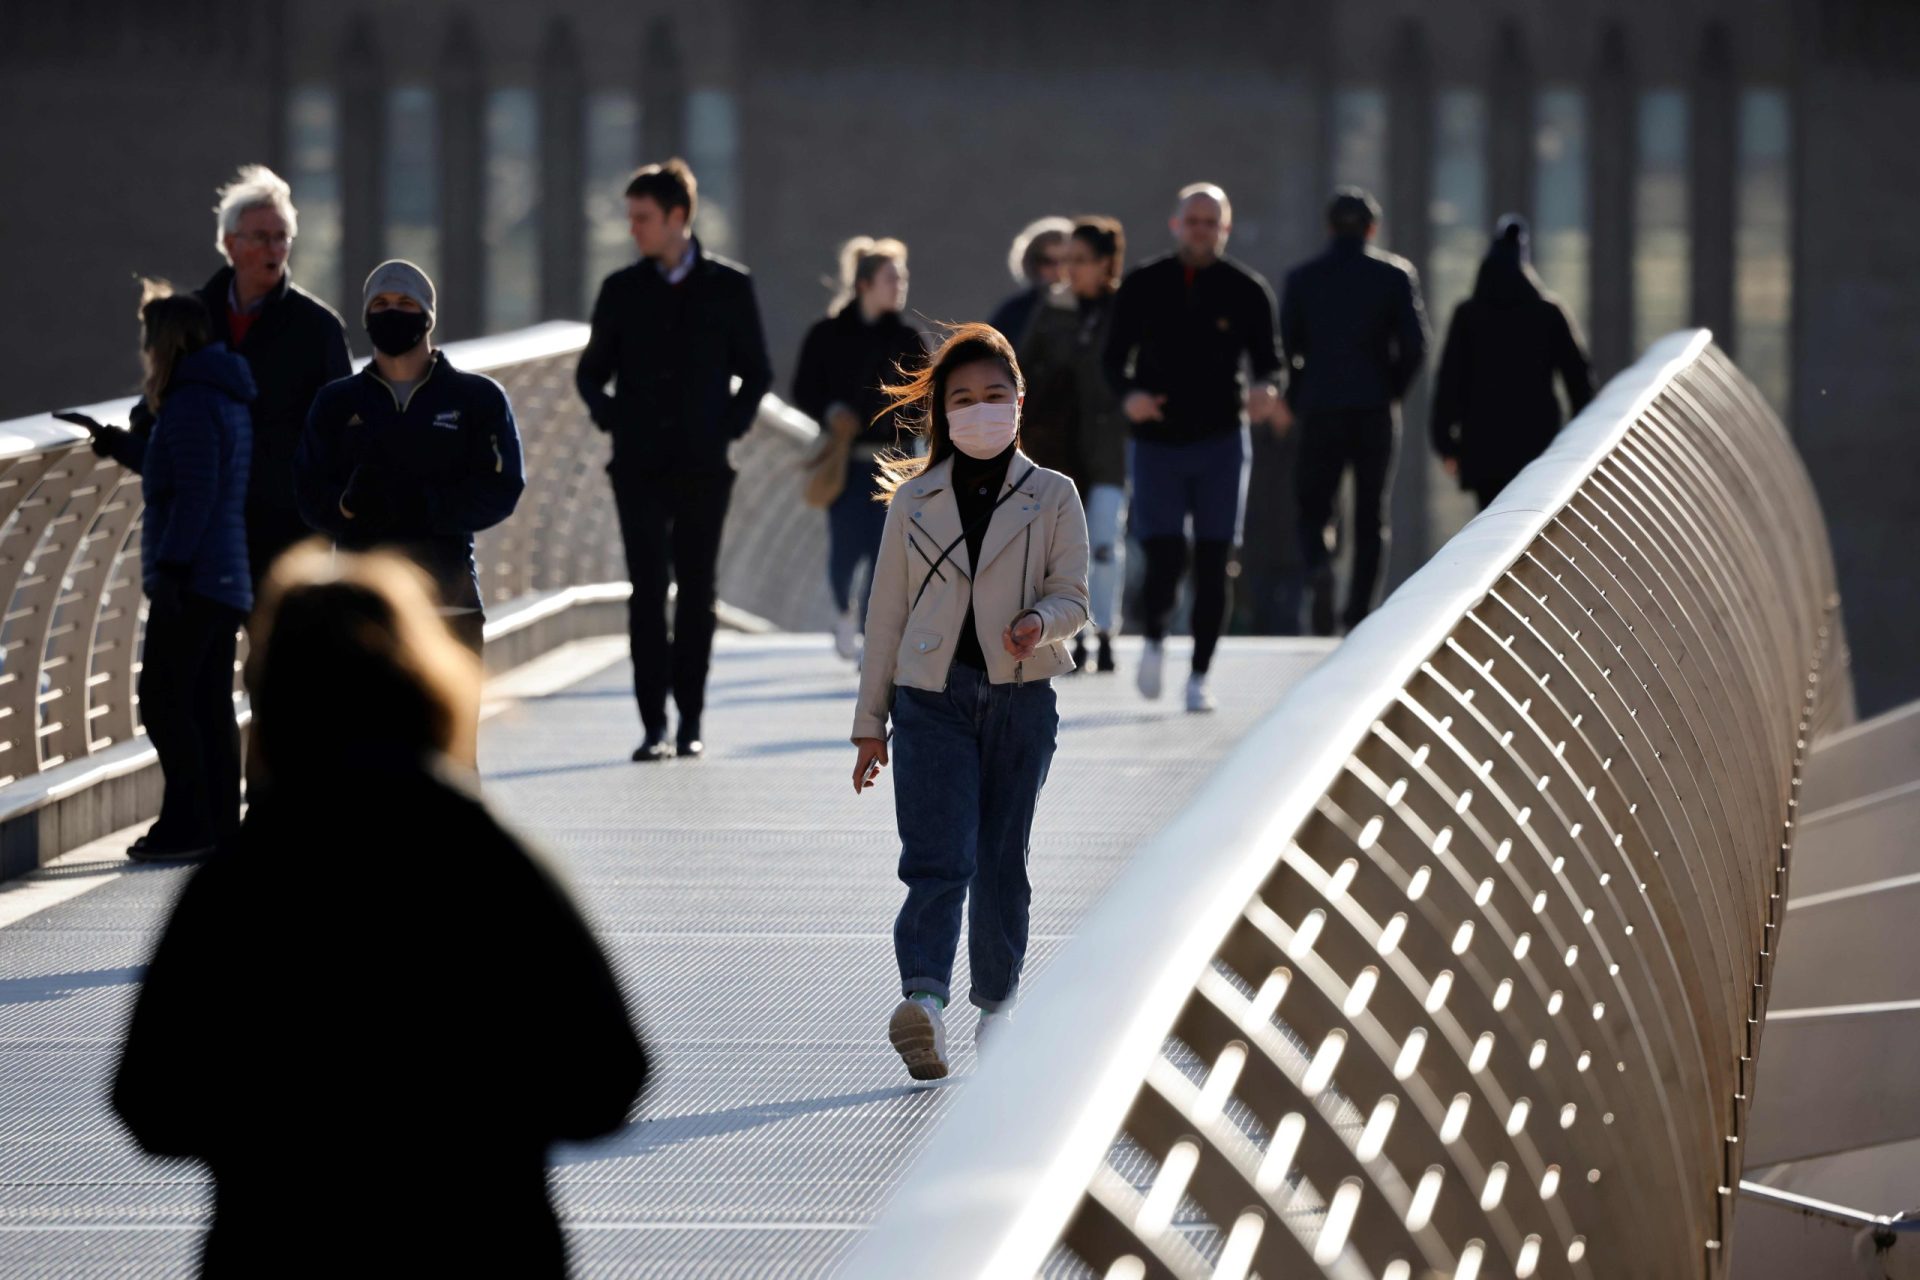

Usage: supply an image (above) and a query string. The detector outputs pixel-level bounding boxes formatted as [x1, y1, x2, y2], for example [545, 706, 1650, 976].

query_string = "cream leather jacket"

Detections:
[852, 453, 1090, 742]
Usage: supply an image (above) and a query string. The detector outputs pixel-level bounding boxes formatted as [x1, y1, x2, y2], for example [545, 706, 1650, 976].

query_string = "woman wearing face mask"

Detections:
[851, 323, 1090, 1079]
[791, 237, 929, 661]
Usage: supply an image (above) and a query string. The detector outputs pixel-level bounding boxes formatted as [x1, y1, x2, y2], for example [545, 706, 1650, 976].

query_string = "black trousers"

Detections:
[610, 463, 734, 734]
[139, 593, 243, 845]
[1296, 407, 1398, 631]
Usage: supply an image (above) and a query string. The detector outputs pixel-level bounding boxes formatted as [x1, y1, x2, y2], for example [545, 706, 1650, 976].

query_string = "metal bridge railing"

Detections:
[0, 321, 826, 790]
[846, 331, 1850, 1280]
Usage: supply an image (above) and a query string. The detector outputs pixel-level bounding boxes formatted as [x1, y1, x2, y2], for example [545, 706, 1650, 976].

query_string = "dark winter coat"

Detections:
[790, 303, 927, 449]
[575, 238, 773, 475]
[295, 350, 526, 613]
[112, 757, 648, 1279]
[1280, 235, 1430, 416]
[1019, 286, 1128, 490]
[1102, 252, 1283, 445]
[141, 344, 256, 615]
[1430, 255, 1595, 496]
[988, 286, 1046, 351]
[102, 268, 352, 585]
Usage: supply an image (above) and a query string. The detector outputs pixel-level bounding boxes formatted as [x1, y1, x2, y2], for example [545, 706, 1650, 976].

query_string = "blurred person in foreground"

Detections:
[295, 259, 526, 662]
[1019, 216, 1130, 673]
[117, 282, 255, 862]
[112, 545, 648, 1278]
[987, 215, 1072, 349]
[1430, 215, 1595, 510]
[792, 236, 928, 661]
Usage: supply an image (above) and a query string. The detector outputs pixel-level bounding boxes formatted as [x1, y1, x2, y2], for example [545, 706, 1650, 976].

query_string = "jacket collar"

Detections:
[202, 265, 293, 348]
[900, 451, 1044, 578]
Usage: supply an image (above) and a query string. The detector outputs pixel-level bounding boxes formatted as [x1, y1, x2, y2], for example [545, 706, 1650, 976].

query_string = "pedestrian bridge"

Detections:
[0, 328, 1913, 1279]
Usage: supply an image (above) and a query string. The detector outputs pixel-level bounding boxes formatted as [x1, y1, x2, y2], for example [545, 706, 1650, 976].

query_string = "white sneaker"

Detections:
[976, 1008, 1012, 1058]
[833, 609, 860, 661]
[1138, 640, 1165, 701]
[1186, 674, 1216, 714]
[888, 995, 950, 1080]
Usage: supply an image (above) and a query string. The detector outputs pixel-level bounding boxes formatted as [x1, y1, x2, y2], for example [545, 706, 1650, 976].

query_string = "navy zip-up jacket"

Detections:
[1279, 236, 1431, 416]
[144, 345, 256, 615]
[295, 350, 525, 613]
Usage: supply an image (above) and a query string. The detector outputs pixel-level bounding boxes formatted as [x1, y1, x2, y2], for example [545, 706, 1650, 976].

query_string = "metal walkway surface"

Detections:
[0, 633, 1329, 1279]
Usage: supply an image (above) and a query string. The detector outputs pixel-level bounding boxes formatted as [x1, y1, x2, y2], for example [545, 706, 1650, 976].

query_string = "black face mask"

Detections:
[365, 309, 431, 357]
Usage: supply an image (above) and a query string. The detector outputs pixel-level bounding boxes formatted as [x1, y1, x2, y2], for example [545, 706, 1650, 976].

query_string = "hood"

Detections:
[172, 343, 258, 403]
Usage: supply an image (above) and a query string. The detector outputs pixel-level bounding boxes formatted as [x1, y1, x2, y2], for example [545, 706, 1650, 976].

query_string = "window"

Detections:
[687, 88, 740, 256]
[1427, 89, 1488, 549]
[1534, 87, 1590, 340]
[285, 86, 344, 312]
[1331, 87, 1389, 244]
[1736, 88, 1792, 416]
[1634, 89, 1690, 356]
[584, 91, 642, 305]
[484, 87, 540, 332]
[384, 85, 440, 282]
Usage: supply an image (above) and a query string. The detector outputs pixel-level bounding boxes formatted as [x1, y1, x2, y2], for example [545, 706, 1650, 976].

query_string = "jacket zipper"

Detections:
[370, 356, 439, 414]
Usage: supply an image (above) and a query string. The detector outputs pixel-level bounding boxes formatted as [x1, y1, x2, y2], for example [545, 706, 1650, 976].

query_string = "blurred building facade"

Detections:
[0, 0, 1914, 712]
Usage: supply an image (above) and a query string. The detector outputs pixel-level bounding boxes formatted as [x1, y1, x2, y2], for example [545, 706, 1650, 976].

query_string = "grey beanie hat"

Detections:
[362, 259, 436, 326]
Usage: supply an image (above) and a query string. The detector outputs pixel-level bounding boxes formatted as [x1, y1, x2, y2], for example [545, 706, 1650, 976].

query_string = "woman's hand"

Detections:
[1002, 612, 1043, 661]
[852, 736, 889, 795]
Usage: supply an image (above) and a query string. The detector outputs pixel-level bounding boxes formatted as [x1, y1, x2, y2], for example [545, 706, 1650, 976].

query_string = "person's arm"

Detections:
[1553, 303, 1597, 418]
[1022, 481, 1092, 646]
[1245, 274, 1284, 385]
[790, 322, 833, 425]
[573, 278, 619, 431]
[147, 393, 223, 571]
[1430, 302, 1471, 459]
[421, 383, 526, 535]
[1279, 271, 1305, 411]
[1388, 265, 1431, 401]
[1101, 275, 1145, 400]
[851, 498, 911, 743]
[723, 276, 774, 440]
[112, 865, 225, 1158]
[293, 388, 357, 538]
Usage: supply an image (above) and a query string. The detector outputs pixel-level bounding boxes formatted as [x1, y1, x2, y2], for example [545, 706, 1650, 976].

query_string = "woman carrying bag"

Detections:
[850, 323, 1090, 1080]
[792, 237, 928, 661]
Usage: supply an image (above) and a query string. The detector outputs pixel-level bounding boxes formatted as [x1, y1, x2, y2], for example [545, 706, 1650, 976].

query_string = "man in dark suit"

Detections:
[1280, 187, 1430, 635]
[575, 159, 773, 761]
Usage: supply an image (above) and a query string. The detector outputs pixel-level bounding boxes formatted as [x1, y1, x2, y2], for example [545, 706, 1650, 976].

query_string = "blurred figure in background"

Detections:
[113, 546, 648, 1279]
[575, 159, 774, 762]
[1431, 215, 1595, 509]
[792, 236, 928, 661]
[1019, 216, 1129, 673]
[987, 216, 1072, 350]
[1281, 187, 1429, 636]
[295, 259, 526, 663]
[117, 282, 254, 863]
[1105, 183, 1285, 713]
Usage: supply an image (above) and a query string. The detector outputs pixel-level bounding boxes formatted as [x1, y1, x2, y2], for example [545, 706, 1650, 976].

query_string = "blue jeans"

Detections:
[1129, 428, 1250, 544]
[829, 456, 888, 614]
[891, 664, 1059, 1010]
[1084, 482, 1127, 635]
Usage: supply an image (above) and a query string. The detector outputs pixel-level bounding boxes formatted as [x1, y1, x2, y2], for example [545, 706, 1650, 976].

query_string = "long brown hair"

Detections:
[872, 322, 1024, 502]
[246, 543, 482, 778]
[138, 279, 213, 412]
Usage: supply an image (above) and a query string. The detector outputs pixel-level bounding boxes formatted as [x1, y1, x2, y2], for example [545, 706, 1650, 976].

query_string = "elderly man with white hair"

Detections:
[84, 164, 351, 596]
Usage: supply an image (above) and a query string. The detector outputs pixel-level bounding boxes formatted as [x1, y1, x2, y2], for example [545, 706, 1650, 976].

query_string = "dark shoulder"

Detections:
[1364, 245, 1419, 281]
[308, 370, 368, 418]
[449, 364, 511, 411]
[598, 261, 649, 296]
[1218, 256, 1275, 300]
[700, 251, 754, 286]
[1126, 253, 1181, 286]
[286, 283, 348, 333]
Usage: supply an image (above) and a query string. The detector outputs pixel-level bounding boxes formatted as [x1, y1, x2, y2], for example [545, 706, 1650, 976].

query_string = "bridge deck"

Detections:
[0, 634, 1328, 1278]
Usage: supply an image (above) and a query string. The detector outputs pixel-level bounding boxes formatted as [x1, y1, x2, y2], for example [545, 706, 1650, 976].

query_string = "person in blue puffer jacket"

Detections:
[126, 282, 255, 861]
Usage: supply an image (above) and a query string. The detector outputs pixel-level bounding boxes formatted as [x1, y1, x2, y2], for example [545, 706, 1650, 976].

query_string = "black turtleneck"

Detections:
[949, 442, 1017, 671]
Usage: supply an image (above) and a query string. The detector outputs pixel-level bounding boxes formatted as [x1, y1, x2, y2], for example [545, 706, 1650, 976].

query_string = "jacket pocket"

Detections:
[904, 629, 943, 656]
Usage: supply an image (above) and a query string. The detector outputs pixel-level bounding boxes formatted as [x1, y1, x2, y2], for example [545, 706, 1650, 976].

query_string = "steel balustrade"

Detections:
[847, 331, 1849, 1280]
[0, 320, 826, 788]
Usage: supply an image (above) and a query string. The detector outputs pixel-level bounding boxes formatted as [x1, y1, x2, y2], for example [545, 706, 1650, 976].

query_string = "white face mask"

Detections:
[946, 400, 1019, 460]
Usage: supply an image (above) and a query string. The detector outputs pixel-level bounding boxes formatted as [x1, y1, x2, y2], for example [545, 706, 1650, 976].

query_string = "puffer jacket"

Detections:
[852, 453, 1089, 742]
[142, 344, 256, 614]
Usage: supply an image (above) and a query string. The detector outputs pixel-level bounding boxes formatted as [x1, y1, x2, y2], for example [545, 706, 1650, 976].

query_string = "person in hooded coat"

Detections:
[111, 545, 648, 1279]
[1430, 216, 1596, 509]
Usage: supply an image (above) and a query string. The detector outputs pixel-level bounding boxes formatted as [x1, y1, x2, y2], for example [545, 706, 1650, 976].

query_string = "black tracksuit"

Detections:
[1280, 235, 1430, 631]
[295, 350, 526, 630]
[99, 267, 352, 593]
[113, 757, 648, 1279]
[575, 240, 773, 737]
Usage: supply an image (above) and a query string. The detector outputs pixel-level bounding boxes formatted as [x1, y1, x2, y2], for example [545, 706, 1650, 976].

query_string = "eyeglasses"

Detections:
[235, 231, 294, 249]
